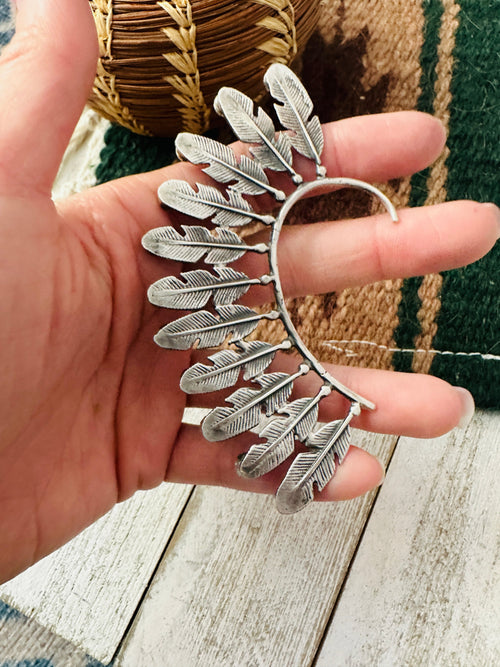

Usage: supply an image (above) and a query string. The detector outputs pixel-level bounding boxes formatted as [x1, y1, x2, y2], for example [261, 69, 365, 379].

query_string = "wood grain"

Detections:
[0, 605, 93, 667]
[115, 432, 397, 667]
[315, 411, 500, 666]
[0, 483, 192, 664]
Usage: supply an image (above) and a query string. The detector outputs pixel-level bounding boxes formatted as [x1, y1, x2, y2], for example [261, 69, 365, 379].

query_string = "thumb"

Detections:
[0, 0, 98, 195]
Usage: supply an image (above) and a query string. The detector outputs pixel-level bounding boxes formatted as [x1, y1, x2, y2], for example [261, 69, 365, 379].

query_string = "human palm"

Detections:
[0, 0, 497, 584]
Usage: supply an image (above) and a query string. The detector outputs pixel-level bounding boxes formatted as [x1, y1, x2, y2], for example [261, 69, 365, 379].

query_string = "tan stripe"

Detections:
[249, 0, 426, 370]
[89, 1, 150, 135]
[317, 0, 425, 370]
[316, 0, 343, 38]
[412, 0, 460, 373]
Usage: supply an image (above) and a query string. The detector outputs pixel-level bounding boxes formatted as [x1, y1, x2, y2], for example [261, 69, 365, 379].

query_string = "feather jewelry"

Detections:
[142, 63, 398, 514]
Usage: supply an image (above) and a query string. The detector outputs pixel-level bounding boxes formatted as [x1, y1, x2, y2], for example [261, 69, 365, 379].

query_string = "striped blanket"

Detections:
[0, 2, 498, 664]
[2, 1, 499, 410]
[92, 0, 500, 409]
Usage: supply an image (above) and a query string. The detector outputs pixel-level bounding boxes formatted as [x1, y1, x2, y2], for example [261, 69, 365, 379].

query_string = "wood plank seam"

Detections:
[0, 484, 194, 663]
[114, 432, 398, 666]
[313, 412, 500, 666]
[310, 435, 402, 667]
[110, 485, 197, 664]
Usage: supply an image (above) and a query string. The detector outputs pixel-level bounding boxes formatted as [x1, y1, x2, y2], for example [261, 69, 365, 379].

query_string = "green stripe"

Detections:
[412, 0, 443, 117]
[96, 125, 177, 184]
[430, 0, 500, 407]
[392, 276, 424, 372]
[394, 0, 443, 372]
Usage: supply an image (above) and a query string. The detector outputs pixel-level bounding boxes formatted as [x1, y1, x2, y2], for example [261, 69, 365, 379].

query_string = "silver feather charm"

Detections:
[264, 63, 326, 177]
[148, 267, 264, 310]
[154, 305, 278, 350]
[275, 403, 361, 514]
[141, 225, 268, 264]
[143, 64, 400, 513]
[176, 133, 286, 200]
[202, 364, 310, 441]
[238, 387, 331, 478]
[180, 339, 292, 394]
[306, 415, 355, 463]
[214, 87, 302, 184]
[158, 180, 274, 227]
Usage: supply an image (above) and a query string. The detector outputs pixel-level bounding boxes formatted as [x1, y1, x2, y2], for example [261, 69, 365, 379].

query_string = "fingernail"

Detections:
[455, 387, 475, 429]
[375, 457, 386, 487]
[482, 203, 500, 239]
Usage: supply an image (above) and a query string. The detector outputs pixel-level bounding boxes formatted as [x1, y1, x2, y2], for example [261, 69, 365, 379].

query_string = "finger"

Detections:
[289, 110, 446, 184]
[159, 111, 446, 212]
[184, 111, 445, 193]
[317, 446, 386, 502]
[0, 0, 98, 194]
[134, 199, 498, 350]
[83, 111, 446, 235]
[186, 356, 475, 439]
[237, 200, 500, 300]
[166, 424, 385, 502]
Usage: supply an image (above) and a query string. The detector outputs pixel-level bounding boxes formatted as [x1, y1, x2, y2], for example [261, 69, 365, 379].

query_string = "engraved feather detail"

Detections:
[238, 387, 331, 478]
[154, 305, 278, 350]
[176, 133, 286, 200]
[202, 365, 309, 442]
[264, 63, 326, 177]
[306, 416, 353, 463]
[141, 225, 268, 264]
[180, 340, 292, 394]
[158, 181, 274, 227]
[142, 64, 389, 514]
[148, 267, 263, 310]
[275, 403, 360, 514]
[214, 87, 301, 183]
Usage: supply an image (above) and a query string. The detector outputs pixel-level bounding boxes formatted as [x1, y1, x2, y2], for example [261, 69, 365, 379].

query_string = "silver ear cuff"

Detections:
[142, 64, 397, 514]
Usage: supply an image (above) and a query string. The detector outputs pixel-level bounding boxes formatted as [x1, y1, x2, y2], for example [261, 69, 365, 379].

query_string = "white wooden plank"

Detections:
[116, 432, 397, 667]
[315, 411, 500, 667]
[0, 483, 192, 664]
[0, 602, 93, 667]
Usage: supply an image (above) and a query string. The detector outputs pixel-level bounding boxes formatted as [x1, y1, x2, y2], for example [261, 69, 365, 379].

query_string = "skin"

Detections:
[0, 0, 497, 584]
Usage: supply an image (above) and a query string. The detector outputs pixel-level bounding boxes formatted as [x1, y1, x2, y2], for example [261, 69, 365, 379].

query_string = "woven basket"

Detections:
[88, 0, 320, 137]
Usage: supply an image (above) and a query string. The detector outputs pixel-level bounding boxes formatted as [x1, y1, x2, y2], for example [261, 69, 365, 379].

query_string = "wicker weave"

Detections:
[88, 0, 320, 137]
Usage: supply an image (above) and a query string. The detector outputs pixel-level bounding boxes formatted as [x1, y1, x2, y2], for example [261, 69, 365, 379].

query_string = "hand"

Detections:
[0, 0, 497, 584]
